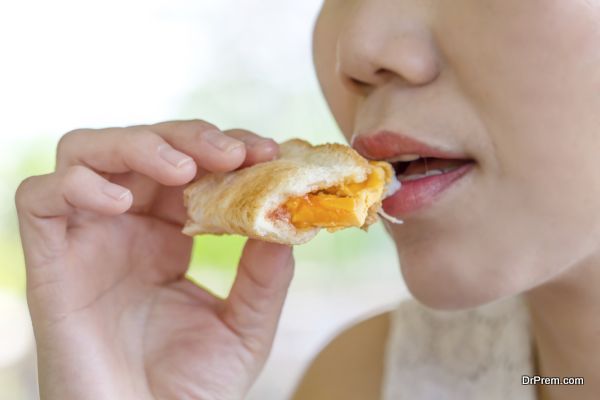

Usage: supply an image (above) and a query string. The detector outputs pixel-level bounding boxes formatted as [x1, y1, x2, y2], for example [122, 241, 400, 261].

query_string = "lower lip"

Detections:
[382, 162, 475, 217]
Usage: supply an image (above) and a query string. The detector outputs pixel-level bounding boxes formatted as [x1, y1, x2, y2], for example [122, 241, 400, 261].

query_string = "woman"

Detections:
[15, 1, 599, 399]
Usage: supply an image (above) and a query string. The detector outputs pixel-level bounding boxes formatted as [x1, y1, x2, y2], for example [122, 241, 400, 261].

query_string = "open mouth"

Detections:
[381, 155, 475, 216]
[390, 156, 474, 182]
[351, 130, 478, 215]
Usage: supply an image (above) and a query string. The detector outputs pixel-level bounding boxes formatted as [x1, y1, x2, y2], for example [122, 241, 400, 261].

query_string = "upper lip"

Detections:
[352, 130, 471, 161]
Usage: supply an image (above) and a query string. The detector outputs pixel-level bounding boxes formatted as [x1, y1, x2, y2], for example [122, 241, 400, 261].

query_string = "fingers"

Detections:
[16, 165, 132, 219]
[133, 127, 281, 225]
[15, 166, 133, 267]
[51, 120, 281, 225]
[56, 127, 199, 185]
[151, 120, 247, 172]
[224, 129, 279, 167]
[221, 240, 294, 355]
[56, 121, 280, 184]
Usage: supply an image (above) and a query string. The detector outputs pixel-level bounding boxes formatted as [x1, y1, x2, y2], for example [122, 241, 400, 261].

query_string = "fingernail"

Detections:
[158, 144, 194, 168]
[102, 183, 131, 201]
[204, 129, 244, 152]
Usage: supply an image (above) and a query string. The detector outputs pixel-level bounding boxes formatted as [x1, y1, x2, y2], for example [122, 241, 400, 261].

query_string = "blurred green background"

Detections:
[0, 0, 405, 398]
[0, 0, 400, 293]
[0, 37, 397, 299]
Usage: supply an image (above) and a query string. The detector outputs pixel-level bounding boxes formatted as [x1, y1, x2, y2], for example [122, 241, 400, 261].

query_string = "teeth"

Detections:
[399, 167, 458, 182]
[401, 173, 426, 182]
[440, 165, 461, 173]
[387, 154, 421, 162]
[425, 169, 444, 177]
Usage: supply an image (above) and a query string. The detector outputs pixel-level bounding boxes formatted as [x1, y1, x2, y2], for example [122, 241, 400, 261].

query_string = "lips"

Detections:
[353, 131, 475, 217]
[352, 131, 470, 160]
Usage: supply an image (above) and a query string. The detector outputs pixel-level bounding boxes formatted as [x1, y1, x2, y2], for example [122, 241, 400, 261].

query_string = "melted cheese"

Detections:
[282, 162, 387, 229]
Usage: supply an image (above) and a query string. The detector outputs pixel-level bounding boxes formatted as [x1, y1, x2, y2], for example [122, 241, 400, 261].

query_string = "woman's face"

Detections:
[313, 0, 600, 309]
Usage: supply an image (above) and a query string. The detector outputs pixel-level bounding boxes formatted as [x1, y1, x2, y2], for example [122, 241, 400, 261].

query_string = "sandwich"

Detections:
[182, 139, 399, 245]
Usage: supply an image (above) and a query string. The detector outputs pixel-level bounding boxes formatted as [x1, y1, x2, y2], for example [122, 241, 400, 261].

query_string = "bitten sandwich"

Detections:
[182, 139, 399, 245]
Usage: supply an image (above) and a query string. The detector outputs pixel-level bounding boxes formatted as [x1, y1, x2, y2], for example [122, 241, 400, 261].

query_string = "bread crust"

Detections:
[182, 139, 393, 245]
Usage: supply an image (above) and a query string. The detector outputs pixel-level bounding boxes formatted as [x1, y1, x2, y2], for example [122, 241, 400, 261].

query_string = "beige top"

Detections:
[381, 296, 536, 400]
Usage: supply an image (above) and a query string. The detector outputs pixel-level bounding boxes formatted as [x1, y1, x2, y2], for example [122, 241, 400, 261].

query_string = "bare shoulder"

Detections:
[291, 310, 392, 400]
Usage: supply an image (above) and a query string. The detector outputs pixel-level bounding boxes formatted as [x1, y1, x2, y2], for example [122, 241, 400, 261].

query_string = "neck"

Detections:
[525, 256, 600, 400]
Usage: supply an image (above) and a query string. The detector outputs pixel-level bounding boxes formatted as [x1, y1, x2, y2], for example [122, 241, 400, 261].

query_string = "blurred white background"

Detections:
[0, 0, 408, 399]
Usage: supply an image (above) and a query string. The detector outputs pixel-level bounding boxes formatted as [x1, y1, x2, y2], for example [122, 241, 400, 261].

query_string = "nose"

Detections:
[336, 1, 440, 95]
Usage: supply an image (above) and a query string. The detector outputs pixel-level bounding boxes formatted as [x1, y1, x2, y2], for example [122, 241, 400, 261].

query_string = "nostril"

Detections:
[350, 77, 368, 87]
[343, 68, 396, 96]
[342, 76, 372, 95]
[374, 68, 393, 81]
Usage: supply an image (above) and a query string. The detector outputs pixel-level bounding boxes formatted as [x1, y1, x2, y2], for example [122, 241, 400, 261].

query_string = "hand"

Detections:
[15, 120, 294, 400]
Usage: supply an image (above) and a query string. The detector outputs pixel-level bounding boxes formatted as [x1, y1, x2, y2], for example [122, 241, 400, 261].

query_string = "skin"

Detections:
[16, 121, 294, 399]
[15, 1, 600, 399]
[312, 0, 600, 399]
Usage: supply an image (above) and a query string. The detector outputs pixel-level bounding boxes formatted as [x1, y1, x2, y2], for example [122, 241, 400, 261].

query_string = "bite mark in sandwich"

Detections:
[271, 161, 388, 230]
[182, 139, 398, 245]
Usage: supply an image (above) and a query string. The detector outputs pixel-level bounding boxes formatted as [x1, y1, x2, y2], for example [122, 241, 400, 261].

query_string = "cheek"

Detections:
[388, 175, 600, 311]
[438, 0, 600, 159]
[386, 126, 600, 311]
[389, 0, 600, 309]
[312, 3, 358, 142]
[472, 0, 600, 275]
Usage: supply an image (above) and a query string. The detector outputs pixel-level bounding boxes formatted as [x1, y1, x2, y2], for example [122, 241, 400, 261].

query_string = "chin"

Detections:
[403, 277, 499, 311]
[394, 236, 519, 311]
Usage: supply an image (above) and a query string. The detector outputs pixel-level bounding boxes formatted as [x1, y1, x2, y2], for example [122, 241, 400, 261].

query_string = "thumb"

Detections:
[221, 239, 294, 355]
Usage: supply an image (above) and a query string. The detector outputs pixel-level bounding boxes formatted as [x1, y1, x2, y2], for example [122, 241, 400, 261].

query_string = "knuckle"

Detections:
[224, 128, 255, 141]
[195, 128, 212, 142]
[15, 176, 37, 209]
[123, 126, 162, 150]
[188, 118, 218, 132]
[56, 128, 91, 156]
[188, 120, 219, 140]
[63, 164, 87, 180]
[61, 165, 88, 192]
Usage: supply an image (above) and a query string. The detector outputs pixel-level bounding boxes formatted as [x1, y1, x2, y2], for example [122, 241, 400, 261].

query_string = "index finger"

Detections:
[151, 120, 248, 171]
[56, 120, 247, 177]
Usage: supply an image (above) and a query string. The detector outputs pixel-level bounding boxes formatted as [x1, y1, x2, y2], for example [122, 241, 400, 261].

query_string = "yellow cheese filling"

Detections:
[281, 162, 387, 229]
